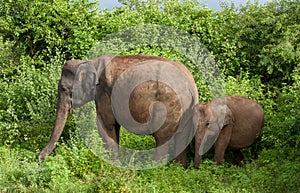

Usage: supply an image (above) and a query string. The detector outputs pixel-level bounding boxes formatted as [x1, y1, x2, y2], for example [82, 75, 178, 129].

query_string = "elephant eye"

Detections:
[206, 122, 210, 127]
[61, 86, 69, 92]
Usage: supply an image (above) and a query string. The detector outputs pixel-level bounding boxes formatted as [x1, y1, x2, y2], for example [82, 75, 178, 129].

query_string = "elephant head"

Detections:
[38, 59, 100, 160]
[72, 62, 98, 108]
[194, 98, 233, 168]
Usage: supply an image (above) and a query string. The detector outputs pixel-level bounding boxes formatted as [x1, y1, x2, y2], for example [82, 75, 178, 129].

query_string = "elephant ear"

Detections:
[198, 103, 207, 115]
[223, 106, 233, 126]
[72, 61, 97, 108]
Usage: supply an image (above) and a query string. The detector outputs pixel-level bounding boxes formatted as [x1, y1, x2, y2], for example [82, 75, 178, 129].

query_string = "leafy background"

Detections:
[0, 0, 299, 192]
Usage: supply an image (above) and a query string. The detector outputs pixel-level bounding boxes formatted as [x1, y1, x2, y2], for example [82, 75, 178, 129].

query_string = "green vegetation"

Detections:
[0, 0, 299, 192]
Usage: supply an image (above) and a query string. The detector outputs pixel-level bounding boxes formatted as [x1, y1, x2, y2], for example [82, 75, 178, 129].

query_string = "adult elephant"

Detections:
[194, 95, 264, 168]
[38, 54, 198, 168]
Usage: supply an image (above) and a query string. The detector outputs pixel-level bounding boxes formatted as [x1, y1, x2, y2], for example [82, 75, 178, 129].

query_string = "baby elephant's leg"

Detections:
[213, 124, 233, 165]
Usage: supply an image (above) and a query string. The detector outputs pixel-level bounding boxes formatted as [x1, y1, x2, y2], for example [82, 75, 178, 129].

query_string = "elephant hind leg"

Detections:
[233, 149, 244, 166]
[153, 138, 171, 162]
[153, 124, 176, 163]
[173, 130, 192, 169]
[174, 148, 187, 169]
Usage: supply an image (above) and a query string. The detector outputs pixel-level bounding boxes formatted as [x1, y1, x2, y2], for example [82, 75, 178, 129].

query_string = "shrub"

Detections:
[0, 0, 100, 62]
[0, 54, 63, 146]
[262, 65, 300, 149]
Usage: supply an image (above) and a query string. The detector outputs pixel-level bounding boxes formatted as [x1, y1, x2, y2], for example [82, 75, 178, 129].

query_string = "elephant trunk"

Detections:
[38, 98, 71, 161]
[194, 131, 202, 169]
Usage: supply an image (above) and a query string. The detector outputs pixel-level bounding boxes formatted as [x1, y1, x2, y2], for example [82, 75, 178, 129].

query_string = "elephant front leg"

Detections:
[96, 116, 120, 160]
[194, 152, 202, 169]
[194, 127, 204, 168]
[95, 97, 120, 160]
[213, 124, 232, 166]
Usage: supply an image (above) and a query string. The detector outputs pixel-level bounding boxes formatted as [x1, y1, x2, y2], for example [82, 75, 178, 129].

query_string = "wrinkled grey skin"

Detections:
[194, 95, 264, 168]
[38, 55, 198, 168]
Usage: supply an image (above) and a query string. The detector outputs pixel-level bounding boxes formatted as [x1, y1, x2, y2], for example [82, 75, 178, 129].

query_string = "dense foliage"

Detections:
[0, 0, 299, 192]
[0, 0, 99, 62]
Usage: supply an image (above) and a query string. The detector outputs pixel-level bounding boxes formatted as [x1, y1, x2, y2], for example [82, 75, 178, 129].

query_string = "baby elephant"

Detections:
[194, 95, 264, 168]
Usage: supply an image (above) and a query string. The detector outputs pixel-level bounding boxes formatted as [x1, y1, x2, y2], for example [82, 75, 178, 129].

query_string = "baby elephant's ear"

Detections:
[198, 103, 207, 115]
[224, 106, 234, 126]
[72, 61, 97, 108]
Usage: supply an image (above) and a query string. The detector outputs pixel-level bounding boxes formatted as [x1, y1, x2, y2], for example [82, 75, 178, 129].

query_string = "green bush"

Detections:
[0, 54, 62, 146]
[0, 0, 100, 61]
[227, 0, 300, 87]
[262, 66, 300, 149]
